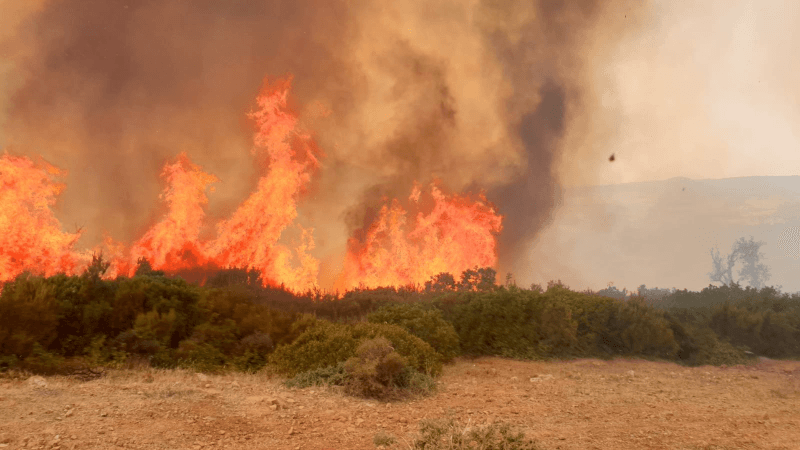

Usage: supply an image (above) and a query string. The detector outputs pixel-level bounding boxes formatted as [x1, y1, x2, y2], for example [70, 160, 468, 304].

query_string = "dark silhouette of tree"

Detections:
[459, 267, 497, 291]
[134, 258, 165, 277]
[424, 272, 457, 292]
[82, 253, 110, 281]
[709, 236, 770, 289]
[596, 282, 627, 299]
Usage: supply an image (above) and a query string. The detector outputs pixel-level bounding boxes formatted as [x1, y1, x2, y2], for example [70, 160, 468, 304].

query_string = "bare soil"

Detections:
[0, 357, 798, 450]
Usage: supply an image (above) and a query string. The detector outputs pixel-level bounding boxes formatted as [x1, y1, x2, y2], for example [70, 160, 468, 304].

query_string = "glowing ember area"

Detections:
[0, 76, 503, 292]
[338, 185, 503, 290]
[0, 154, 87, 282]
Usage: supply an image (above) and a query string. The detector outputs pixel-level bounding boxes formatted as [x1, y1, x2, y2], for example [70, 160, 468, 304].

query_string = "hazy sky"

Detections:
[522, 0, 800, 292]
[574, 0, 800, 187]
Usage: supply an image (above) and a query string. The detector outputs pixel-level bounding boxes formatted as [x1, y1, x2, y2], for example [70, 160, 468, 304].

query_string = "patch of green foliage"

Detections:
[269, 320, 442, 377]
[373, 430, 397, 447]
[408, 417, 541, 450]
[368, 303, 460, 362]
[438, 284, 681, 361]
[284, 361, 348, 388]
[343, 337, 413, 399]
[2, 261, 799, 378]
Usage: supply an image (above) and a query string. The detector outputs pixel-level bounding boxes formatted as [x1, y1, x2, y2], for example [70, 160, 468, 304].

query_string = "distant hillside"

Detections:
[527, 176, 800, 294]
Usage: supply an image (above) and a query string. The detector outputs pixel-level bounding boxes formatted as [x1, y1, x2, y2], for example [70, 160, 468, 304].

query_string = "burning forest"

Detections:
[0, 78, 504, 291]
[0, 0, 650, 292]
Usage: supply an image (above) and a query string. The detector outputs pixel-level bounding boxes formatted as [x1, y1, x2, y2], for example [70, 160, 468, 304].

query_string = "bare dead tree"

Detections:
[709, 236, 770, 288]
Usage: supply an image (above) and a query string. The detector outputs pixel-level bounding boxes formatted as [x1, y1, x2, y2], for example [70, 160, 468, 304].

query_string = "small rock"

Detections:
[529, 374, 553, 383]
[627, 370, 635, 377]
[27, 376, 47, 389]
[510, 376, 519, 382]
[287, 427, 294, 435]
[196, 374, 209, 382]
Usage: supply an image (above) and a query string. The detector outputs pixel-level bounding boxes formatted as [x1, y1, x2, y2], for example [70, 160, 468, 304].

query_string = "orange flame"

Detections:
[205, 77, 321, 291]
[121, 77, 321, 291]
[0, 153, 86, 282]
[0, 76, 502, 292]
[126, 153, 217, 273]
[338, 184, 503, 290]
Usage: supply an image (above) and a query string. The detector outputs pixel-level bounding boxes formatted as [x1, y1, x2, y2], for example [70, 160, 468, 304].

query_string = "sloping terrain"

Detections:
[0, 357, 798, 450]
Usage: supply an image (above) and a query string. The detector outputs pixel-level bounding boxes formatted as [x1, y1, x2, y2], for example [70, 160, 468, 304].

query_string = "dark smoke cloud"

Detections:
[2, 0, 358, 245]
[481, 0, 646, 273]
[490, 82, 565, 270]
[1, 0, 648, 284]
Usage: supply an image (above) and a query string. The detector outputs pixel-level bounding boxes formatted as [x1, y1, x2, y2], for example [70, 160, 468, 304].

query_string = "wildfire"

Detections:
[337, 184, 503, 290]
[0, 76, 503, 291]
[126, 153, 218, 274]
[0, 154, 87, 282]
[119, 77, 321, 292]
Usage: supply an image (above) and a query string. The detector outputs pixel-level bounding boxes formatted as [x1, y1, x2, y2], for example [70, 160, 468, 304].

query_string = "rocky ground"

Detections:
[0, 357, 798, 450]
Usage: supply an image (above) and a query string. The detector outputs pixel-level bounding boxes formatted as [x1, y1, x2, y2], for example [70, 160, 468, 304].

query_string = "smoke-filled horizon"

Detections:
[2, 0, 797, 289]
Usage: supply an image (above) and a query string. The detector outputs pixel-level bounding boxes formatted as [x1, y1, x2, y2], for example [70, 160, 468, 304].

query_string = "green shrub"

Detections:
[175, 340, 226, 372]
[280, 313, 319, 345]
[373, 431, 397, 447]
[409, 417, 541, 450]
[112, 275, 203, 347]
[535, 296, 579, 356]
[175, 320, 240, 371]
[50, 271, 116, 357]
[269, 321, 359, 376]
[269, 321, 442, 377]
[285, 361, 348, 388]
[134, 309, 178, 345]
[343, 337, 409, 399]
[682, 325, 750, 366]
[368, 303, 460, 361]
[351, 323, 443, 376]
[85, 335, 128, 368]
[19, 343, 65, 375]
[0, 274, 59, 359]
[149, 348, 178, 369]
[403, 369, 438, 397]
[230, 332, 274, 372]
[442, 288, 541, 359]
[599, 297, 680, 358]
[708, 300, 800, 358]
[0, 354, 19, 372]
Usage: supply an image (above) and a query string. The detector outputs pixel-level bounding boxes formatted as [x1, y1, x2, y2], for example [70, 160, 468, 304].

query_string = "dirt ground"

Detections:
[0, 357, 798, 450]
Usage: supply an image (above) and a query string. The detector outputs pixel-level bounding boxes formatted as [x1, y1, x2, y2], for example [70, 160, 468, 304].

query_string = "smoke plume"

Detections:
[1, 0, 650, 287]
